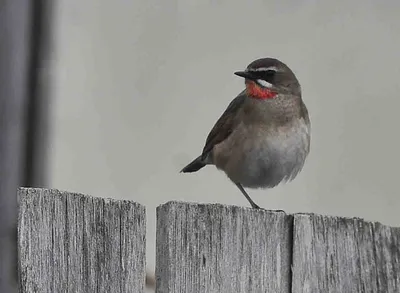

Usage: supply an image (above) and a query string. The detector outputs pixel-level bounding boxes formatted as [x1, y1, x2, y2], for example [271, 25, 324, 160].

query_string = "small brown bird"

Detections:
[181, 57, 310, 209]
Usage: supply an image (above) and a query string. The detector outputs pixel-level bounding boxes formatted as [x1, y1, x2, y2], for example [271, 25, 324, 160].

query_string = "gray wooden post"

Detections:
[0, 1, 33, 292]
[155, 201, 292, 293]
[17, 188, 146, 293]
[292, 214, 400, 293]
[1, 0, 53, 292]
[24, 0, 54, 187]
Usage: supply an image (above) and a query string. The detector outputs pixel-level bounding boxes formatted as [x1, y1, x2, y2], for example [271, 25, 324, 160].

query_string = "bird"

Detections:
[180, 57, 310, 209]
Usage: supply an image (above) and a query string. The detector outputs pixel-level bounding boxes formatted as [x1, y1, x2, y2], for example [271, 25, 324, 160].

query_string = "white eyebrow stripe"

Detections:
[251, 66, 279, 72]
[256, 79, 273, 88]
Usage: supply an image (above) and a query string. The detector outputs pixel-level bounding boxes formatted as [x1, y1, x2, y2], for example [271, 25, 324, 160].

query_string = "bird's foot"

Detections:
[252, 206, 286, 214]
[271, 209, 286, 214]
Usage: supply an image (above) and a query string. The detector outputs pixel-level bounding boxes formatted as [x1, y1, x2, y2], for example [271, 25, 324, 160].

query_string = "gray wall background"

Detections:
[49, 0, 400, 279]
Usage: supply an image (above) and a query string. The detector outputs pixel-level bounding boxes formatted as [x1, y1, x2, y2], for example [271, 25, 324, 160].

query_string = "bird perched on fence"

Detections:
[181, 57, 310, 209]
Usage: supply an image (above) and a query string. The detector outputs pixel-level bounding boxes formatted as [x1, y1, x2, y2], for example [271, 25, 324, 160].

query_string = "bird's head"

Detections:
[234, 58, 301, 100]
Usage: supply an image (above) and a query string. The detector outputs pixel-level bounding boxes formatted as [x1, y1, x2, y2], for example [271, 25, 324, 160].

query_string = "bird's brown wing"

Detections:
[201, 91, 246, 159]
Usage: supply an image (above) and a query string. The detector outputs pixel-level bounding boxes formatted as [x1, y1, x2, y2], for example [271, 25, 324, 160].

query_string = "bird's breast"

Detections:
[213, 118, 310, 188]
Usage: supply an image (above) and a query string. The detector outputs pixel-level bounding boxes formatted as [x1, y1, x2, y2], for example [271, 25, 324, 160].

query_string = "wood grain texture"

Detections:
[17, 188, 146, 293]
[155, 201, 292, 293]
[292, 214, 400, 293]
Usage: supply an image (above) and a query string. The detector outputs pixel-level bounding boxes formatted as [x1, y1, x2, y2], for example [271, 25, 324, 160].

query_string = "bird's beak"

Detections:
[234, 71, 256, 81]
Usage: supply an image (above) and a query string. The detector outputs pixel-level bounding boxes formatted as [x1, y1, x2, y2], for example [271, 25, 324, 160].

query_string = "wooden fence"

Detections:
[17, 188, 400, 292]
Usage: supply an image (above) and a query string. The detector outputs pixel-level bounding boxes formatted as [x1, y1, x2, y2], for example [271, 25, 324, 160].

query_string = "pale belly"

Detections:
[213, 121, 310, 189]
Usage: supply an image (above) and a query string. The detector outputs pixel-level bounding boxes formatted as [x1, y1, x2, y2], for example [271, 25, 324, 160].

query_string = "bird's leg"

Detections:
[235, 183, 261, 209]
[235, 183, 286, 213]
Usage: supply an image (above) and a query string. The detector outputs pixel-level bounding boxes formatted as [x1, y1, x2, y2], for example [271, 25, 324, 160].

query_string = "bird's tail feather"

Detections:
[180, 156, 206, 173]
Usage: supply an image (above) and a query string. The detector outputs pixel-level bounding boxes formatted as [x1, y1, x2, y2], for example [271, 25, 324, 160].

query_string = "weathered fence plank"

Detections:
[156, 201, 292, 293]
[292, 214, 400, 293]
[17, 188, 146, 293]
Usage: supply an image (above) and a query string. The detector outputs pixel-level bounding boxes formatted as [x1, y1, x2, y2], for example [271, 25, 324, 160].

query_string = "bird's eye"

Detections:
[263, 70, 276, 79]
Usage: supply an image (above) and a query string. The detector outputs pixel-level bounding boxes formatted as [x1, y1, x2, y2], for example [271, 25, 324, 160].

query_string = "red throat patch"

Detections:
[246, 81, 277, 99]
